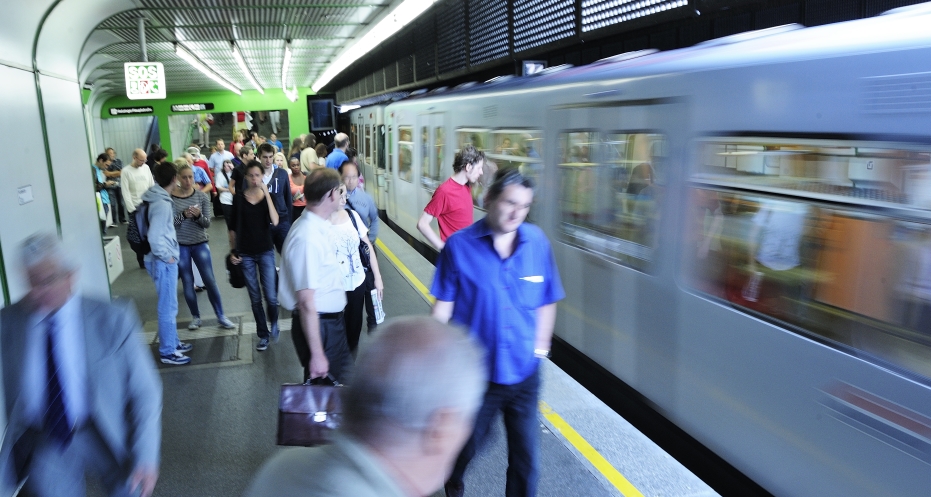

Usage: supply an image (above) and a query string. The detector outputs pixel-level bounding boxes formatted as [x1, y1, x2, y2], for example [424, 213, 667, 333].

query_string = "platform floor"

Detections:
[92, 216, 717, 497]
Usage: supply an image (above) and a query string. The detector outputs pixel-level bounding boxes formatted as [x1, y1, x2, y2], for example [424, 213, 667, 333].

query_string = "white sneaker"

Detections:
[188, 318, 202, 330]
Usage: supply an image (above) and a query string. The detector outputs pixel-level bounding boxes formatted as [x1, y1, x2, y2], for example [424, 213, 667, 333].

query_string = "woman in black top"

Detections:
[230, 161, 280, 351]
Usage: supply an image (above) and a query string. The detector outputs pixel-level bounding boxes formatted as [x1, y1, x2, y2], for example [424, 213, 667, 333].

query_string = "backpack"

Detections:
[127, 201, 152, 254]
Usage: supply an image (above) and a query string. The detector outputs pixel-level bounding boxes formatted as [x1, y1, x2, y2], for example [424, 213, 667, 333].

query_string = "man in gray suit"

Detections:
[0, 233, 162, 497]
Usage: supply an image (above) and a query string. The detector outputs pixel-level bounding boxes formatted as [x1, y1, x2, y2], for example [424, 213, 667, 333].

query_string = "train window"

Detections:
[421, 126, 440, 190]
[436, 126, 445, 180]
[350, 124, 358, 155]
[377, 125, 385, 170]
[558, 131, 667, 272]
[487, 130, 544, 187]
[686, 136, 931, 381]
[398, 126, 413, 183]
[456, 128, 492, 208]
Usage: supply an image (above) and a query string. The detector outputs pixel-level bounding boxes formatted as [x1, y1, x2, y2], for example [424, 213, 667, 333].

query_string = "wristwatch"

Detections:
[534, 348, 551, 359]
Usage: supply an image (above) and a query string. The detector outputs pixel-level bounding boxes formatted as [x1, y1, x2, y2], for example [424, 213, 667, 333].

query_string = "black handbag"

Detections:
[346, 207, 371, 270]
[277, 375, 343, 446]
[226, 253, 245, 288]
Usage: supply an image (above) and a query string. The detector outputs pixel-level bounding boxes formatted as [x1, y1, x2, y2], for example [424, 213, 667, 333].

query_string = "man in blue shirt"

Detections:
[431, 169, 565, 497]
[208, 138, 234, 175]
[325, 132, 349, 170]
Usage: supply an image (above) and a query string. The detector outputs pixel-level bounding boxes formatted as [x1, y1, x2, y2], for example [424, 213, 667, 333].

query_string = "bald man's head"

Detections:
[334, 133, 349, 150]
[131, 148, 147, 167]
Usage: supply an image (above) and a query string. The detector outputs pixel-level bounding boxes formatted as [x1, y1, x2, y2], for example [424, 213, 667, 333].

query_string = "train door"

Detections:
[546, 101, 684, 408]
[373, 124, 387, 210]
[392, 122, 417, 227]
[385, 121, 398, 219]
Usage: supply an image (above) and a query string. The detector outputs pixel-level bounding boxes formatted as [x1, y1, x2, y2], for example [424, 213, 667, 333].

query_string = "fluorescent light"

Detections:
[175, 43, 241, 95]
[312, 0, 436, 92]
[232, 41, 264, 94]
[339, 104, 361, 113]
[281, 41, 292, 90]
[283, 86, 298, 102]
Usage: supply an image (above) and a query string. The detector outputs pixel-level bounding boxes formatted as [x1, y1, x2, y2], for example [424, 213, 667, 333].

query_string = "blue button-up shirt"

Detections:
[431, 218, 565, 385]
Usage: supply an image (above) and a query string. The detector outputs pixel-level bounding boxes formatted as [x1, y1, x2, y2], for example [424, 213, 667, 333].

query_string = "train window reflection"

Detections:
[687, 137, 931, 382]
[364, 125, 372, 166]
[422, 126, 442, 190]
[487, 130, 544, 192]
[558, 131, 666, 272]
[398, 126, 413, 183]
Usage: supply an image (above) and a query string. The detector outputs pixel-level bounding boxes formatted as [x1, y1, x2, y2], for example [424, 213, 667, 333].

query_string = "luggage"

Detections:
[277, 376, 343, 446]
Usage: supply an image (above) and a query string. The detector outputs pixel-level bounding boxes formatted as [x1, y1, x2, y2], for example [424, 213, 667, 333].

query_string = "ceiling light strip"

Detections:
[232, 41, 264, 94]
[175, 43, 242, 95]
[282, 41, 298, 101]
[311, 0, 437, 92]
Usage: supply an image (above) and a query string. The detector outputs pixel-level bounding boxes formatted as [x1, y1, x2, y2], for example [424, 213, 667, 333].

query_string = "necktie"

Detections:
[43, 315, 73, 446]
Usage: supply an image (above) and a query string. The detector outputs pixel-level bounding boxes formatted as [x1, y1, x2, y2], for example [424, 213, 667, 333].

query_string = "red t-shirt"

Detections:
[424, 178, 473, 241]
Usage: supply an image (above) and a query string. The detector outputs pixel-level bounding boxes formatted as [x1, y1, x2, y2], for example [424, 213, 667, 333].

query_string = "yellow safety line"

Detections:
[377, 237, 642, 496]
[375, 239, 435, 304]
[540, 401, 645, 497]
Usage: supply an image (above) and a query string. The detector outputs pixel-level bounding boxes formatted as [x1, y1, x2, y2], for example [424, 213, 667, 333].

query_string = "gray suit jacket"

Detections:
[0, 297, 162, 492]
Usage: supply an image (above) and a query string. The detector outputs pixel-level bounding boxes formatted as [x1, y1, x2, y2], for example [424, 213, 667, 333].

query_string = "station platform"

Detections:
[99, 216, 718, 497]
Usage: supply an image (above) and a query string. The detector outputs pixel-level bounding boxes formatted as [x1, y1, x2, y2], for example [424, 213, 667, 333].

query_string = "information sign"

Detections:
[124, 62, 166, 100]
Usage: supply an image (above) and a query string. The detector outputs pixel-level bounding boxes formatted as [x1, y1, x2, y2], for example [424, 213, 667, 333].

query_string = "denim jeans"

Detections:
[240, 250, 277, 338]
[145, 258, 180, 356]
[271, 220, 291, 254]
[179, 242, 225, 319]
[447, 368, 540, 497]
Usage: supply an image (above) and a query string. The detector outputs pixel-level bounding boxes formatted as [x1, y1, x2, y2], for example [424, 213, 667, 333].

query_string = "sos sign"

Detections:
[124, 62, 166, 100]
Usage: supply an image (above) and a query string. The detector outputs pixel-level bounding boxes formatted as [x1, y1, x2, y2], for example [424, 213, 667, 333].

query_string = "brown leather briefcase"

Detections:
[277, 377, 343, 447]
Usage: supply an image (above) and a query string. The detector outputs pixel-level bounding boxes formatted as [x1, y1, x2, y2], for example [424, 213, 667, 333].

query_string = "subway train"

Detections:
[349, 5, 931, 496]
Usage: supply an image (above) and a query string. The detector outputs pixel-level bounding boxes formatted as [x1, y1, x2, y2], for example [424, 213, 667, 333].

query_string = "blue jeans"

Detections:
[447, 368, 540, 497]
[179, 243, 225, 319]
[145, 258, 180, 356]
[240, 250, 277, 338]
[271, 220, 291, 254]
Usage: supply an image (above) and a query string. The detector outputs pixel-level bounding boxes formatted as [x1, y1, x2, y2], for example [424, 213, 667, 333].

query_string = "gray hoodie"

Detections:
[141, 184, 180, 263]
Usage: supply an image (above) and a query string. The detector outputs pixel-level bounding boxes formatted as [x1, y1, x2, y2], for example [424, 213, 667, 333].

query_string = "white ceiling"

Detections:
[77, 0, 397, 97]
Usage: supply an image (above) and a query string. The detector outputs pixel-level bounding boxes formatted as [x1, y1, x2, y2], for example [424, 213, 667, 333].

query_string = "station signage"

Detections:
[124, 62, 166, 100]
[109, 106, 154, 116]
[171, 103, 215, 112]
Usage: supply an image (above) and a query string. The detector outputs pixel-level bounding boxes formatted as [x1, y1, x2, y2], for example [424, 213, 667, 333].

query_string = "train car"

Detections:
[358, 5, 931, 495]
[348, 105, 388, 208]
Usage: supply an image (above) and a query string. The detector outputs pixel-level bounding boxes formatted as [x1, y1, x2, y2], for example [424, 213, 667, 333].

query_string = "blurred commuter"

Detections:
[215, 159, 236, 248]
[229, 127, 245, 153]
[300, 133, 318, 173]
[229, 161, 280, 352]
[269, 111, 281, 135]
[186, 147, 214, 193]
[244, 317, 487, 497]
[417, 145, 485, 251]
[0, 233, 162, 497]
[269, 132, 283, 152]
[149, 149, 168, 167]
[209, 138, 234, 176]
[341, 161, 380, 333]
[279, 168, 352, 383]
[171, 164, 235, 331]
[289, 156, 306, 221]
[325, 133, 349, 170]
[432, 169, 565, 497]
[288, 136, 304, 164]
[92, 153, 114, 233]
[143, 162, 194, 366]
[329, 182, 384, 354]
[315, 143, 328, 168]
[257, 143, 292, 253]
[229, 145, 255, 196]
[104, 147, 126, 224]
[144, 144, 159, 168]
[122, 149, 154, 269]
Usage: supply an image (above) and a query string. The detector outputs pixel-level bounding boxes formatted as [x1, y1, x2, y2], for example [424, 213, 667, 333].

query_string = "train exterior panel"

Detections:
[350, 7, 931, 495]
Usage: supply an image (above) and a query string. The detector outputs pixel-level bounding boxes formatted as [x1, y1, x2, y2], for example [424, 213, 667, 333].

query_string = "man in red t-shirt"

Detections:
[417, 144, 485, 251]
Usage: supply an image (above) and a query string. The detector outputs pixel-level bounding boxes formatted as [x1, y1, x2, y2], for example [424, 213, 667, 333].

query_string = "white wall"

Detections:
[0, 66, 60, 302]
[40, 75, 110, 301]
[101, 116, 153, 162]
[169, 114, 196, 160]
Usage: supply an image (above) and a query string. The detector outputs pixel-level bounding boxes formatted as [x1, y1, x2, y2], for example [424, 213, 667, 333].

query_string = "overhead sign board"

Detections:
[171, 103, 215, 112]
[109, 106, 154, 116]
[124, 62, 166, 100]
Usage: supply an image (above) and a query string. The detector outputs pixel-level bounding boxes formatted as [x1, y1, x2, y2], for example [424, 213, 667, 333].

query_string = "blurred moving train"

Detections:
[348, 5, 931, 496]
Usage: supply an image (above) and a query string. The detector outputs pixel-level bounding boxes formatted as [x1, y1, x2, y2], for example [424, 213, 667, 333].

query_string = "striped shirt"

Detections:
[171, 190, 213, 245]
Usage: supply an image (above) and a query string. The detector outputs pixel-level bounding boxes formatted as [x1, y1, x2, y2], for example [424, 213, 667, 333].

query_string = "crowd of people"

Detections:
[8, 129, 565, 496]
